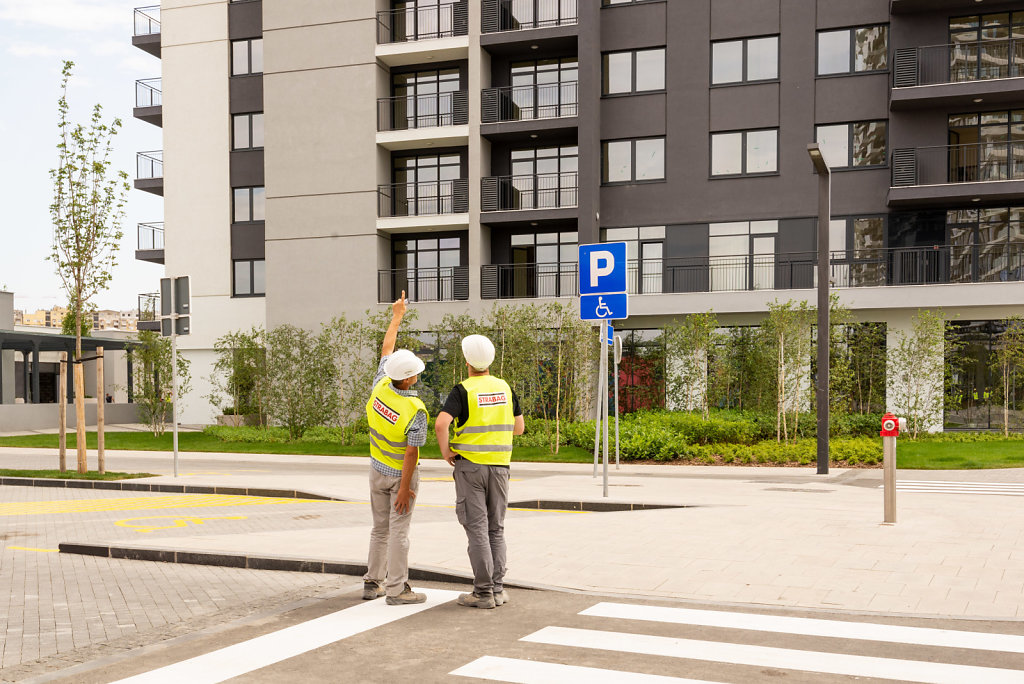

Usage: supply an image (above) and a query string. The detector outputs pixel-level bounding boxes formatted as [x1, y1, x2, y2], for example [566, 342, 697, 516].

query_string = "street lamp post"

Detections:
[808, 143, 831, 475]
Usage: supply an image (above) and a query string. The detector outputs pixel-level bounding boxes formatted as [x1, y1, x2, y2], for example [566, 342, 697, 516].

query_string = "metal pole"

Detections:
[592, 322, 604, 477]
[883, 435, 897, 524]
[815, 160, 831, 475]
[602, 335, 609, 498]
[614, 350, 620, 470]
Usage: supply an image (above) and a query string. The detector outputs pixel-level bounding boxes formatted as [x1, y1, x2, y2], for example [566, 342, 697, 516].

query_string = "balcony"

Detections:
[137, 292, 160, 332]
[480, 172, 578, 225]
[132, 5, 160, 58]
[890, 142, 1024, 206]
[375, 1, 469, 67]
[377, 266, 470, 303]
[892, 40, 1024, 109]
[135, 151, 163, 196]
[378, 179, 469, 220]
[481, 81, 578, 139]
[376, 91, 469, 150]
[135, 222, 164, 265]
[134, 78, 161, 127]
[482, 0, 578, 33]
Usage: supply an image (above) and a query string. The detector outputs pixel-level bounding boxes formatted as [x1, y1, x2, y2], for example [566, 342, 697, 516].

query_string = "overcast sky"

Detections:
[0, 0, 163, 313]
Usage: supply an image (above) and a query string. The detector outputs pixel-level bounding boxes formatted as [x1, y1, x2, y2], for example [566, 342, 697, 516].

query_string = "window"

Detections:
[948, 207, 1024, 283]
[602, 137, 665, 183]
[602, 48, 666, 95]
[510, 145, 578, 208]
[233, 186, 265, 223]
[708, 221, 777, 291]
[829, 217, 886, 286]
[233, 259, 265, 297]
[949, 13, 1024, 81]
[506, 231, 578, 298]
[232, 113, 264, 150]
[601, 226, 665, 294]
[392, 235, 464, 301]
[232, 38, 263, 76]
[711, 36, 779, 85]
[815, 121, 887, 168]
[711, 129, 778, 176]
[392, 153, 463, 216]
[511, 57, 579, 119]
[392, 68, 461, 128]
[817, 26, 887, 75]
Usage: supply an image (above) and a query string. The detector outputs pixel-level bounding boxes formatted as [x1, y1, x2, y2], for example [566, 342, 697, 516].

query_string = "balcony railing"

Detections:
[481, 172, 578, 212]
[481, 81, 578, 123]
[133, 5, 160, 36]
[378, 266, 470, 303]
[138, 293, 159, 322]
[135, 78, 161, 108]
[894, 40, 1024, 87]
[378, 179, 469, 217]
[482, 0, 578, 33]
[377, 0, 468, 44]
[892, 142, 1024, 187]
[136, 151, 163, 180]
[377, 90, 468, 131]
[137, 222, 164, 251]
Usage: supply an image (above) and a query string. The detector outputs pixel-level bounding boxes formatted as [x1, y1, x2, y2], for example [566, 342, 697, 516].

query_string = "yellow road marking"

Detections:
[115, 515, 248, 533]
[0, 494, 323, 517]
[6, 546, 59, 553]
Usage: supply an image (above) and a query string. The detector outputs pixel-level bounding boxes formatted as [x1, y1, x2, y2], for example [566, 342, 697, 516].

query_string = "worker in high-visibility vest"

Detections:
[363, 291, 428, 605]
[435, 334, 525, 609]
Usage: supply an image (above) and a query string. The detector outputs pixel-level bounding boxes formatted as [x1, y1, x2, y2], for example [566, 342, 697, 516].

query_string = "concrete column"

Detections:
[22, 349, 30, 403]
[31, 343, 40, 404]
[468, 0, 487, 300]
[127, 349, 134, 403]
[0, 338, 4, 404]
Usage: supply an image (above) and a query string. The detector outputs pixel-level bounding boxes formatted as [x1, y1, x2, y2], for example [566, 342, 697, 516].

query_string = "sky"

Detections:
[0, 0, 163, 313]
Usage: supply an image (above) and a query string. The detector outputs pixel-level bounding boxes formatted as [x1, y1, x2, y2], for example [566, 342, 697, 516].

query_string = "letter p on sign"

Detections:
[590, 251, 614, 288]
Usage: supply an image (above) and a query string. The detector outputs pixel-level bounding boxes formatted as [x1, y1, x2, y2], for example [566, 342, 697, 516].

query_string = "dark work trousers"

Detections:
[453, 457, 510, 595]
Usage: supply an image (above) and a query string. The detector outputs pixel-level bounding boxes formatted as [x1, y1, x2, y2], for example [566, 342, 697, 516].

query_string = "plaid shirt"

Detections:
[370, 355, 427, 478]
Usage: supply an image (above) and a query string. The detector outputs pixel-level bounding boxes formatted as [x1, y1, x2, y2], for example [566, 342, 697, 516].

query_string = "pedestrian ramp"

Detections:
[451, 601, 1024, 683]
[878, 480, 1024, 497]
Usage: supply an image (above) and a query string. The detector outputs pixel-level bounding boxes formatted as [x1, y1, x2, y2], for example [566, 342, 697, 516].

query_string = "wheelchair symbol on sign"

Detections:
[595, 297, 613, 318]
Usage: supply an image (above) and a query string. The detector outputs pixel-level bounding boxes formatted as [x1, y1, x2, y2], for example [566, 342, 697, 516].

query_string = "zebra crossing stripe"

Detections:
[882, 481, 1024, 496]
[521, 627, 1024, 684]
[897, 480, 1024, 488]
[451, 656, 712, 683]
[580, 602, 1024, 653]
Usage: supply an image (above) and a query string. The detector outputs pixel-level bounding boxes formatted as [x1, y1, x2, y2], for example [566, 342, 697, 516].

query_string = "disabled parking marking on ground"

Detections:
[0, 494, 330, 517]
[4, 546, 59, 553]
[115, 515, 249, 533]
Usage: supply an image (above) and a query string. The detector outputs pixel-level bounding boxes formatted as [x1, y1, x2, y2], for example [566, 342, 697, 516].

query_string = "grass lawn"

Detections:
[0, 469, 157, 480]
[895, 440, 1024, 470]
[0, 432, 595, 463]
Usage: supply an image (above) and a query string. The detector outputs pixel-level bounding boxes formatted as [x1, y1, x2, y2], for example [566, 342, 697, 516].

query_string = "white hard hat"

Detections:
[385, 349, 425, 381]
[462, 334, 495, 371]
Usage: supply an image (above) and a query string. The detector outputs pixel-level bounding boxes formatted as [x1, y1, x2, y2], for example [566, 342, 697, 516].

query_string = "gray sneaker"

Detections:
[362, 581, 384, 600]
[457, 591, 496, 609]
[386, 583, 426, 605]
[493, 589, 510, 607]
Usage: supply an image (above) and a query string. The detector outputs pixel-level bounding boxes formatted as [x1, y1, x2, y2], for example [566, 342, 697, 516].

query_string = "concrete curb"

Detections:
[56, 542, 550, 590]
[0, 477, 348, 502]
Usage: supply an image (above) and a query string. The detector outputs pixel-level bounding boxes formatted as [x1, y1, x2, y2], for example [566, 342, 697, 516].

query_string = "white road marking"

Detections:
[451, 656, 713, 683]
[521, 627, 1024, 684]
[881, 480, 1024, 496]
[580, 602, 1024, 653]
[111, 589, 459, 684]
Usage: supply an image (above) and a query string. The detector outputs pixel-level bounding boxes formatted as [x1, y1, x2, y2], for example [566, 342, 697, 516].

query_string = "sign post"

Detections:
[159, 276, 191, 478]
[880, 412, 899, 524]
[613, 334, 622, 470]
[578, 242, 629, 497]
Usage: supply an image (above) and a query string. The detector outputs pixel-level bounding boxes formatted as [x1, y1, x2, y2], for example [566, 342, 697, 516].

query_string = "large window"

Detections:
[509, 145, 578, 209]
[505, 230, 578, 298]
[817, 26, 887, 75]
[233, 259, 266, 297]
[711, 36, 779, 85]
[709, 220, 777, 291]
[948, 207, 1024, 283]
[601, 226, 665, 294]
[511, 57, 579, 119]
[948, 110, 1024, 182]
[392, 68, 461, 128]
[233, 186, 265, 223]
[392, 153, 462, 215]
[602, 48, 666, 95]
[232, 113, 264, 150]
[392, 235, 464, 301]
[710, 129, 778, 176]
[815, 121, 888, 168]
[830, 217, 886, 286]
[231, 38, 263, 76]
[602, 137, 665, 183]
[949, 13, 1024, 81]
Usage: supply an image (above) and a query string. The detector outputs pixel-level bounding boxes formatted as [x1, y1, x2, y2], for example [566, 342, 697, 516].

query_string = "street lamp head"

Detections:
[807, 143, 830, 175]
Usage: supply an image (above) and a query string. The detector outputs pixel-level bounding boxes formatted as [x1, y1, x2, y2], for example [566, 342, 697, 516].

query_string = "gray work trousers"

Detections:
[364, 466, 420, 597]
[453, 457, 510, 595]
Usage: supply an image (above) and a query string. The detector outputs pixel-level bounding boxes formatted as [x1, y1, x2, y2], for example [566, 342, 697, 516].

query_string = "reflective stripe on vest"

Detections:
[365, 377, 427, 472]
[450, 375, 515, 466]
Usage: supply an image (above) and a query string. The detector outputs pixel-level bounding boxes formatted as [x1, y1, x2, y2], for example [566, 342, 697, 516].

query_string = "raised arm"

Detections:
[381, 290, 407, 358]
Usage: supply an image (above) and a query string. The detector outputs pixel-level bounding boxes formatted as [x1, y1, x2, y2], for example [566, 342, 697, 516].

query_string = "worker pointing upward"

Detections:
[435, 334, 525, 609]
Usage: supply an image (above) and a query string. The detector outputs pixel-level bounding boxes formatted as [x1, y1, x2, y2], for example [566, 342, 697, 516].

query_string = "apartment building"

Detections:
[133, 0, 1024, 426]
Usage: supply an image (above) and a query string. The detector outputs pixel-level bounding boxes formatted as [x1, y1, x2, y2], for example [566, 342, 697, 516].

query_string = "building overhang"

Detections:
[375, 36, 469, 67]
[376, 125, 469, 151]
[376, 213, 470, 234]
[891, 78, 1024, 110]
[888, 180, 1024, 208]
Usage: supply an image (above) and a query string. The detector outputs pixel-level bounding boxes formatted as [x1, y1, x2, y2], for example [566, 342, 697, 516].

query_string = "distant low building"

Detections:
[16, 305, 138, 332]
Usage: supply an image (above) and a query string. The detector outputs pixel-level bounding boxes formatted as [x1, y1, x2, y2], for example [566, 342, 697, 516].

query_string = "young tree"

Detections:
[264, 324, 340, 440]
[764, 300, 814, 442]
[132, 331, 192, 437]
[663, 311, 719, 419]
[48, 61, 129, 472]
[207, 327, 266, 423]
[60, 301, 93, 338]
[889, 309, 946, 439]
[993, 316, 1024, 437]
[849, 321, 887, 414]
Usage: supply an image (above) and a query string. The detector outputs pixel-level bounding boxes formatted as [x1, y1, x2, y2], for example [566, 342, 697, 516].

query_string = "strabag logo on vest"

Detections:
[477, 391, 508, 407]
[372, 397, 400, 425]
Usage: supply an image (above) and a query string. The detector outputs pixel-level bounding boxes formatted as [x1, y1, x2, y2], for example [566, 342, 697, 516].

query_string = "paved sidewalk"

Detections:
[12, 449, 1022, 621]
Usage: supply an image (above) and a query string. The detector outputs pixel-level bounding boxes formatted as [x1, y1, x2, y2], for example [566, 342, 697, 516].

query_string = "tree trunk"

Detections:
[74, 304, 86, 473]
[1005, 362, 1010, 438]
[776, 336, 784, 443]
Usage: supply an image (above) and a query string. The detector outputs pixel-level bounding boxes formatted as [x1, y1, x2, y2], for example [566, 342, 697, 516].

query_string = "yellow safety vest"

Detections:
[366, 377, 427, 472]
[450, 375, 516, 466]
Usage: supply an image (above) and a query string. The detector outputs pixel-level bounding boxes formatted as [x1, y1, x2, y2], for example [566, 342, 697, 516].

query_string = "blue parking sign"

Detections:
[579, 242, 627, 296]
[580, 293, 628, 321]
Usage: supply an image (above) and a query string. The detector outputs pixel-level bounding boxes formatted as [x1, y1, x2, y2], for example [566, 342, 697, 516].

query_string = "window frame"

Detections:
[231, 38, 263, 76]
[601, 136, 667, 184]
[232, 186, 266, 224]
[601, 47, 667, 96]
[232, 112, 264, 151]
[815, 120, 889, 169]
[232, 259, 266, 298]
[709, 128, 779, 178]
[815, 24, 889, 77]
[710, 34, 780, 86]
